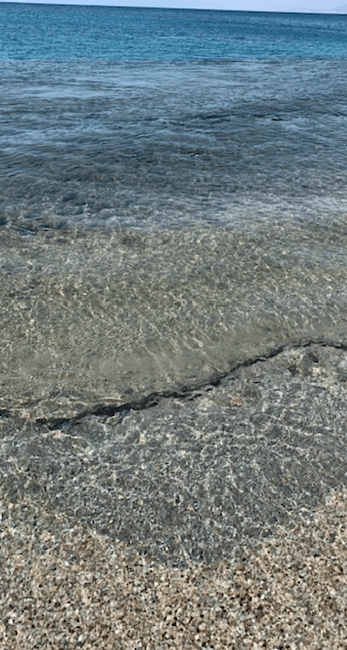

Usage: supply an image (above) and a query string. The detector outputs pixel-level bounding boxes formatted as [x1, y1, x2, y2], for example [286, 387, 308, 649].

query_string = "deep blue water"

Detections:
[1, 3, 347, 60]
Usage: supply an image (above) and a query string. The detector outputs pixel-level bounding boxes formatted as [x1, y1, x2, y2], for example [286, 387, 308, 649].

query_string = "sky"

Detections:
[3, 0, 347, 13]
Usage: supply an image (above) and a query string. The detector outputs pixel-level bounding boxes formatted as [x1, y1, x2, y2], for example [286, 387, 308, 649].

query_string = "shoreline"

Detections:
[1, 487, 346, 648]
[1, 341, 347, 646]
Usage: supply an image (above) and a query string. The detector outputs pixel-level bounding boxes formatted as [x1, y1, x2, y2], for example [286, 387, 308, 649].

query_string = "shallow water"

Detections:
[1, 8, 347, 428]
[1, 214, 347, 420]
[2, 57, 347, 233]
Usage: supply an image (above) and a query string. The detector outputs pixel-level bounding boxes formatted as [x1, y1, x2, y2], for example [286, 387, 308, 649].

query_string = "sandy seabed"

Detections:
[1, 488, 346, 650]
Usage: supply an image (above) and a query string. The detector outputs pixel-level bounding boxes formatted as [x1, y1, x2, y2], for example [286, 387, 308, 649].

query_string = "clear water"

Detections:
[1, 4, 347, 419]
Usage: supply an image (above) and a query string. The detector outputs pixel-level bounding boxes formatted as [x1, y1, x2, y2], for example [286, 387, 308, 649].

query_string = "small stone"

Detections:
[232, 394, 243, 407]
[297, 354, 318, 376]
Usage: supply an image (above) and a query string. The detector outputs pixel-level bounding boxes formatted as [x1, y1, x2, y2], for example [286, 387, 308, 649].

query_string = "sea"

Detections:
[1, 3, 347, 421]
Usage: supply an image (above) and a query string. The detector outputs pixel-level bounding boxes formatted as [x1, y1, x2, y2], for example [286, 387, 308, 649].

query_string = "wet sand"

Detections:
[1, 488, 347, 649]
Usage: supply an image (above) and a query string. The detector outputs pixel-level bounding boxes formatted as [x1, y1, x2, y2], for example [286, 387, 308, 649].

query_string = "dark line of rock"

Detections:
[2, 337, 347, 430]
[35, 337, 347, 430]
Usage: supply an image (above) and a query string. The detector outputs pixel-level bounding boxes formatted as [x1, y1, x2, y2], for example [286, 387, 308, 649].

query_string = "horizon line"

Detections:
[1, 0, 347, 13]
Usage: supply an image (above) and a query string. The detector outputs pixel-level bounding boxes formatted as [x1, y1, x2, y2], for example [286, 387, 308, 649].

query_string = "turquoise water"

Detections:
[1, 5, 347, 234]
[1, 3, 347, 60]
